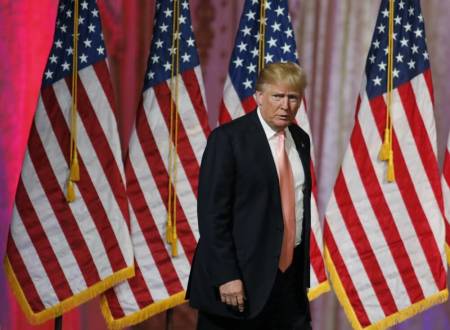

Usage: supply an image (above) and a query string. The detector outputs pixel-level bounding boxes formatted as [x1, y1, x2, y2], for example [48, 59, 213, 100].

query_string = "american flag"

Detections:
[100, 0, 210, 328]
[441, 137, 450, 265]
[218, 0, 329, 299]
[324, 0, 448, 329]
[5, 0, 134, 324]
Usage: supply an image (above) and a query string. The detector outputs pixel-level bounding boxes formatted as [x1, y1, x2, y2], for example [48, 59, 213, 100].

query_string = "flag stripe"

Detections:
[370, 95, 446, 289]
[92, 61, 117, 117]
[14, 179, 73, 301]
[333, 169, 399, 315]
[351, 120, 425, 303]
[324, 222, 371, 326]
[42, 86, 128, 274]
[7, 238, 46, 312]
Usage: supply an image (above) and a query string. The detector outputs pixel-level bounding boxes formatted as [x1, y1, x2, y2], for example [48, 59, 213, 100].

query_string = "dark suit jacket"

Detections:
[186, 110, 311, 319]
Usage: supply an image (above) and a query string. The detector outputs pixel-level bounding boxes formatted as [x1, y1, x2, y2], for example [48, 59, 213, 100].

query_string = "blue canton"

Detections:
[365, 0, 429, 99]
[143, 0, 200, 90]
[229, 0, 298, 101]
[42, 0, 107, 87]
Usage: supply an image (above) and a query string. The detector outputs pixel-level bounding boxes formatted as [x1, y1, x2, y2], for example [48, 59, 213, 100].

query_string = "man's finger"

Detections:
[237, 295, 245, 312]
[225, 295, 233, 305]
[220, 294, 226, 303]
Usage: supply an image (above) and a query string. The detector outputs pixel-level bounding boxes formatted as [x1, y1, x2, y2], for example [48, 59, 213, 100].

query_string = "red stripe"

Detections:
[219, 100, 233, 124]
[42, 86, 128, 273]
[370, 95, 447, 290]
[7, 236, 46, 313]
[128, 263, 154, 309]
[69, 75, 130, 226]
[423, 69, 434, 105]
[324, 222, 371, 327]
[398, 81, 445, 218]
[105, 289, 126, 319]
[310, 233, 327, 282]
[153, 82, 200, 199]
[125, 156, 183, 295]
[14, 178, 73, 301]
[352, 121, 425, 303]
[92, 61, 117, 117]
[134, 101, 197, 263]
[26, 119, 101, 286]
[181, 69, 211, 137]
[241, 95, 257, 113]
[333, 169, 398, 315]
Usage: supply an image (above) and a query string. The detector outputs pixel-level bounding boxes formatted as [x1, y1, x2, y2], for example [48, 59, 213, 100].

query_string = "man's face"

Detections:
[255, 83, 301, 132]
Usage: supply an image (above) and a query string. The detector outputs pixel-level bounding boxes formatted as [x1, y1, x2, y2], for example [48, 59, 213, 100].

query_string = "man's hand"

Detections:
[219, 279, 246, 312]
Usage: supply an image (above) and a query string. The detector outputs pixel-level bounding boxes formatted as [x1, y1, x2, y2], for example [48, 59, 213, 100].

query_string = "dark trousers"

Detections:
[197, 253, 311, 330]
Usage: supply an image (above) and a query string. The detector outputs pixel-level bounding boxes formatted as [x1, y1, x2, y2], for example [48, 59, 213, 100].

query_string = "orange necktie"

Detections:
[276, 131, 296, 272]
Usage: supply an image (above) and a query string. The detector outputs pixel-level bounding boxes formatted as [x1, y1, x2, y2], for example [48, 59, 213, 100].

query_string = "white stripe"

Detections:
[309, 265, 319, 288]
[52, 80, 134, 270]
[78, 65, 127, 184]
[19, 148, 87, 294]
[167, 74, 207, 165]
[112, 274, 140, 316]
[143, 87, 199, 240]
[409, 74, 437, 157]
[342, 147, 410, 309]
[194, 66, 208, 111]
[310, 197, 324, 254]
[326, 193, 384, 323]
[391, 87, 447, 272]
[358, 92, 439, 296]
[10, 205, 59, 308]
[222, 76, 246, 120]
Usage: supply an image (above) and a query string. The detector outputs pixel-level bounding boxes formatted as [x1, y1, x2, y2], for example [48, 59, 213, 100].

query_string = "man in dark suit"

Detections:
[186, 62, 312, 330]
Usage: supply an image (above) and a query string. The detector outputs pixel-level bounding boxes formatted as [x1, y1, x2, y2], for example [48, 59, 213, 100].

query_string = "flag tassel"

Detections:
[66, 180, 76, 202]
[379, 128, 390, 161]
[70, 155, 80, 181]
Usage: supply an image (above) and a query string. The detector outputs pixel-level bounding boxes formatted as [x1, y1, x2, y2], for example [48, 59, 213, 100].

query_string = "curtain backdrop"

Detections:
[2, 0, 450, 329]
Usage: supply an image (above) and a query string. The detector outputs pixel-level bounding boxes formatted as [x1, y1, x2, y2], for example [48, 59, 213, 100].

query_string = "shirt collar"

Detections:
[257, 107, 287, 140]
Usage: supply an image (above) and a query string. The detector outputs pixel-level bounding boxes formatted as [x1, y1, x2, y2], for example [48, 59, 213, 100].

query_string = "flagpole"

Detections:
[54, 315, 62, 330]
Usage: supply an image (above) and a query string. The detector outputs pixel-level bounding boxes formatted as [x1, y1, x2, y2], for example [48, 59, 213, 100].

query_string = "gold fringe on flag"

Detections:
[258, 0, 267, 73]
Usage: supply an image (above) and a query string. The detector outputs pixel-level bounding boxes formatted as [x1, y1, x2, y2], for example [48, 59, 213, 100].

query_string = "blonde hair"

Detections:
[255, 62, 307, 93]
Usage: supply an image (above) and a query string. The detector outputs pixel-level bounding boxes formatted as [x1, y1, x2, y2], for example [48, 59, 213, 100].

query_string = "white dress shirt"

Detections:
[257, 108, 305, 245]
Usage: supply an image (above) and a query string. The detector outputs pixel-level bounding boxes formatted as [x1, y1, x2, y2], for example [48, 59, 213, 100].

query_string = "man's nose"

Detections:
[280, 96, 289, 109]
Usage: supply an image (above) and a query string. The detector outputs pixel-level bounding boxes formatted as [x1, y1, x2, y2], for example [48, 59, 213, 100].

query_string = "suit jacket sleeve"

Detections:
[197, 127, 241, 286]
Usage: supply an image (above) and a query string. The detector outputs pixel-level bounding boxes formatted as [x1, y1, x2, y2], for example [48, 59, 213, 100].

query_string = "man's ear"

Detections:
[255, 90, 263, 106]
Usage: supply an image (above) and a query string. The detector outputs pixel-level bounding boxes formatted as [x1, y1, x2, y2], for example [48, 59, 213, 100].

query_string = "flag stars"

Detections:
[164, 8, 173, 17]
[60, 24, 67, 33]
[284, 27, 293, 38]
[382, 8, 389, 18]
[62, 61, 70, 71]
[404, 22, 412, 32]
[275, 6, 284, 16]
[268, 37, 277, 48]
[378, 61, 386, 71]
[181, 52, 191, 63]
[66, 46, 73, 55]
[281, 43, 291, 53]
[394, 15, 402, 25]
[241, 26, 251, 36]
[55, 40, 63, 48]
[182, 1, 189, 9]
[160, 23, 169, 32]
[78, 16, 85, 25]
[246, 10, 256, 20]
[251, 47, 259, 57]
[411, 44, 419, 54]
[423, 51, 429, 60]
[418, 14, 423, 22]
[163, 61, 172, 71]
[272, 22, 281, 32]
[265, 53, 274, 63]
[408, 7, 414, 16]
[377, 24, 386, 33]
[49, 54, 58, 63]
[407, 60, 416, 69]
[414, 28, 423, 38]
[155, 39, 164, 48]
[84, 39, 92, 47]
[237, 41, 247, 52]
[66, 9, 72, 18]
[400, 37, 409, 47]
[399, 1, 405, 10]
[396, 53, 404, 63]
[243, 79, 252, 89]
[79, 53, 88, 63]
[44, 69, 53, 79]
[151, 54, 160, 63]
[393, 68, 400, 78]
[373, 76, 382, 86]
[373, 39, 380, 49]
[264, 1, 271, 10]
[384, 47, 389, 55]
[91, 9, 99, 17]
[369, 54, 376, 63]
[97, 46, 105, 55]
[179, 15, 186, 24]
[81, 1, 88, 10]
[246, 63, 256, 74]
[186, 37, 195, 47]
[233, 57, 244, 68]
[147, 71, 155, 80]
[88, 24, 95, 33]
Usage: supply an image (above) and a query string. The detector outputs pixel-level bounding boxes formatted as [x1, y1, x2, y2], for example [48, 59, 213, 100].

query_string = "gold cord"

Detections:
[258, 0, 267, 73]
[386, 0, 395, 182]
